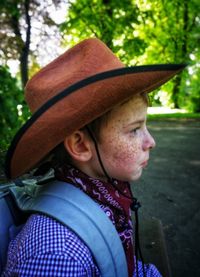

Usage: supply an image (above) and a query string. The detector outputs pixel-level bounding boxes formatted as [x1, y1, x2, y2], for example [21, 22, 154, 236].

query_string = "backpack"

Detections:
[0, 177, 128, 277]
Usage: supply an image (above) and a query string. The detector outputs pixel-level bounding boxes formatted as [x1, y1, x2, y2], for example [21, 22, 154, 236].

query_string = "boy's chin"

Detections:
[116, 172, 143, 183]
[95, 168, 143, 183]
[126, 170, 143, 182]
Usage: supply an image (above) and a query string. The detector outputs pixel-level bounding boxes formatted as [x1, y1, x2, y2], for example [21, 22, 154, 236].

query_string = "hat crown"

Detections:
[7, 35, 185, 179]
[25, 38, 124, 113]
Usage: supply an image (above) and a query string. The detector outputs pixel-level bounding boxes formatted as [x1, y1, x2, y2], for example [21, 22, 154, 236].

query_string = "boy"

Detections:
[3, 38, 185, 276]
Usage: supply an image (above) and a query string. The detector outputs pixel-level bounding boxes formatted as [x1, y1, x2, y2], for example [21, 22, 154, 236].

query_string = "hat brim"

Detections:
[5, 64, 186, 179]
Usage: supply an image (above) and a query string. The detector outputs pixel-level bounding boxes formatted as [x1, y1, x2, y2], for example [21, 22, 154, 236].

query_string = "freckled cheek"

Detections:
[110, 140, 141, 168]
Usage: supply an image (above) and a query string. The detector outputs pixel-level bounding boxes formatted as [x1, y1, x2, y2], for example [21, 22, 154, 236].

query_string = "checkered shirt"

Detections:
[2, 214, 162, 277]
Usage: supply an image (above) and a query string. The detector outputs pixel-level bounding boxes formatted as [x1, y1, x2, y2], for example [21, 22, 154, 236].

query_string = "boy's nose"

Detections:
[143, 129, 156, 151]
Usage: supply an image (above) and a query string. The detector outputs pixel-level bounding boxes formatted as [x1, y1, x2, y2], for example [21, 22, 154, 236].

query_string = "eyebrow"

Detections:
[126, 119, 146, 127]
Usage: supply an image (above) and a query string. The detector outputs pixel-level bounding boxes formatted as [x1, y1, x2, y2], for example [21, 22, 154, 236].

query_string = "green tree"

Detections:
[61, 0, 200, 111]
[0, 65, 30, 150]
[0, 0, 69, 164]
[61, 0, 147, 64]
[134, 0, 200, 110]
[0, 0, 64, 87]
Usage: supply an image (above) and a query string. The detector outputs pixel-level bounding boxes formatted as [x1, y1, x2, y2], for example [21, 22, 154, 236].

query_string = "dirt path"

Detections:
[132, 119, 200, 277]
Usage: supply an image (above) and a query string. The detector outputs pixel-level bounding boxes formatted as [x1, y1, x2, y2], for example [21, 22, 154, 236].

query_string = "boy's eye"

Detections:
[130, 127, 140, 135]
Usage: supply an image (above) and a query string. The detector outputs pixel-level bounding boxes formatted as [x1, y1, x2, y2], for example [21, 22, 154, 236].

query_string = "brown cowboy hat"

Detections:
[5, 38, 186, 179]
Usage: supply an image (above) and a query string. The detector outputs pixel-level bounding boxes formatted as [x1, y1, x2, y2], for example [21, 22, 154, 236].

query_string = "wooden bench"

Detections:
[136, 216, 171, 277]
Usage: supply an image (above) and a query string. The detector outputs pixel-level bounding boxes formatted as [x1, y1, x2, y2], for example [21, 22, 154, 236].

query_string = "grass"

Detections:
[147, 107, 200, 120]
[148, 113, 200, 120]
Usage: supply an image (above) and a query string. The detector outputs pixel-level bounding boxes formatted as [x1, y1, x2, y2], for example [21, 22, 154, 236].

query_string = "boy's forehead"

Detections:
[98, 94, 147, 133]
[110, 95, 147, 119]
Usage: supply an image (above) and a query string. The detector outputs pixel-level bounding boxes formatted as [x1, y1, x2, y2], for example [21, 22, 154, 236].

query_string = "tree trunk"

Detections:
[10, 0, 31, 88]
[102, 0, 113, 49]
[171, 1, 188, 108]
[172, 75, 181, 108]
[20, 0, 31, 88]
[182, 1, 188, 57]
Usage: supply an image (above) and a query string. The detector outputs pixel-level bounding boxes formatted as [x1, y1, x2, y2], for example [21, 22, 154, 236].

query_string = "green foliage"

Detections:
[60, 0, 147, 64]
[0, 66, 30, 150]
[0, 0, 24, 61]
[183, 66, 200, 112]
[61, 0, 200, 112]
[132, 0, 200, 110]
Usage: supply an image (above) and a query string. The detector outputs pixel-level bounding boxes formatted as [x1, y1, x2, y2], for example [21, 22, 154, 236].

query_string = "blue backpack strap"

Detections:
[0, 192, 18, 272]
[10, 181, 128, 277]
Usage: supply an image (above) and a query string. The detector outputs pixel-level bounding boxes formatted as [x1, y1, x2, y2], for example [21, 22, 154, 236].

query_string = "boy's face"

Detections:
[92, 95, 156, 182]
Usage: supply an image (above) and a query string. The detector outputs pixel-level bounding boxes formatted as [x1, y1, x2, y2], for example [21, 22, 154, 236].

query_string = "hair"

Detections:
[34, 93, 148, 175]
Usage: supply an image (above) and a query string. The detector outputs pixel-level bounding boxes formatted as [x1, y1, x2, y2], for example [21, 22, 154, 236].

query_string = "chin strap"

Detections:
[86, 126, 146, 277]
[86, 126, 111, 182]
[131, 198, 146, 277]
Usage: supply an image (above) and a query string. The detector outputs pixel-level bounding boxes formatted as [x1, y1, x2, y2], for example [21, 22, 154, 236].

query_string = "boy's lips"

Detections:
[141, 160, 148, 168]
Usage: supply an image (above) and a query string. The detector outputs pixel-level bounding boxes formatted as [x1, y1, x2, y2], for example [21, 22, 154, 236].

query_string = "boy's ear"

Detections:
[63, 130, 92, 162]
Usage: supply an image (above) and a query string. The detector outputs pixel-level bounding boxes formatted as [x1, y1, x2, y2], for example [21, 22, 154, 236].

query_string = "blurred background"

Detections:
[0, 0, 200, 276]
[0, 0, 200, 152]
